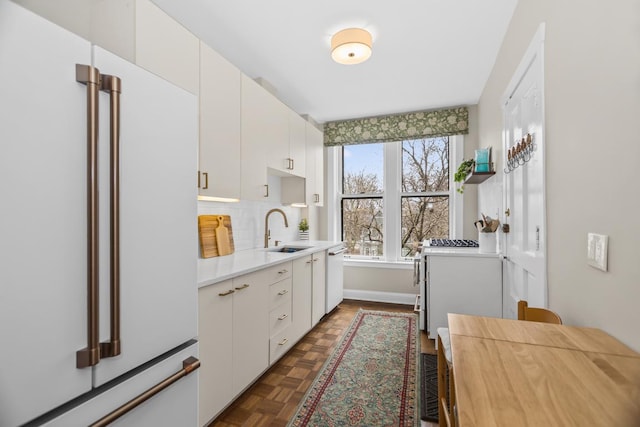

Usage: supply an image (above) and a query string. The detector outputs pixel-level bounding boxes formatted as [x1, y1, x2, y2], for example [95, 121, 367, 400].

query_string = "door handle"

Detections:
[75, 64, 101, 369]
[100, 73, 122, 359]
[89, 357, 200, 427]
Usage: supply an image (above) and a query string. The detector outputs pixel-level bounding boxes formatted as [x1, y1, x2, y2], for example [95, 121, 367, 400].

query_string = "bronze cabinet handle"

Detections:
[234, 284, 250, 291]
[218, 289, 235, 297]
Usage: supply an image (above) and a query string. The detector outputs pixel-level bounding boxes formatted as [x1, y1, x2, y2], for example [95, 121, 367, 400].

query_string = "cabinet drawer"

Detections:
[232, 261, 292, 292]
[269, 325, 294, 364]
[269, 300, 292, 336]
[269, 278, 292, 310]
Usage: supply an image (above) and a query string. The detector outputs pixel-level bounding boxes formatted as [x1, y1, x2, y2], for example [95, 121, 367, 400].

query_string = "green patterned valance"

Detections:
[323, 107, 468, 146]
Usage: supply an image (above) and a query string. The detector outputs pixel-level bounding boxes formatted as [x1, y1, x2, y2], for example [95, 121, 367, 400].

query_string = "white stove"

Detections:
[414, 239, 502, 334]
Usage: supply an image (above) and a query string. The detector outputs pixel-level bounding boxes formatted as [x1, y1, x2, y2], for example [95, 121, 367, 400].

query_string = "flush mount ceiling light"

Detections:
[331, 28, 372, 65]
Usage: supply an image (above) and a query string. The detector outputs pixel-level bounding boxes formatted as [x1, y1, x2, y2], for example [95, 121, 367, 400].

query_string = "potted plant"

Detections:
[454, 159, 475, 194]
[298, 218, 309, 240]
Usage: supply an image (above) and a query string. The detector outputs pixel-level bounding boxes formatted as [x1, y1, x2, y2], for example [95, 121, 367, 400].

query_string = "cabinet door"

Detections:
[289, 111, 307, 177]
[0, 3, 93, 425]
[199, 42, 241, 200]
[311, 252, 327, 326]
[292, 256, 313, 341]
[240, 75, 270, 200]
[135, 0, 199, 94]
[305, 122, 324, 206]
[93, 46, 198, 386]
[232, 272, 269, 394]
[198, 281, 234, 426]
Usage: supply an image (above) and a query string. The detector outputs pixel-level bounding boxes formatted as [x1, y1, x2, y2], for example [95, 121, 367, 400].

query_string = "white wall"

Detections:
[477, 0, 640, 350]
[197, 199, 303, 253]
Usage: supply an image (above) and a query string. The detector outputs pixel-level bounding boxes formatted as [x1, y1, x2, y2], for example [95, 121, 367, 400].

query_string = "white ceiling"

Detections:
[151, 0, 518, 124]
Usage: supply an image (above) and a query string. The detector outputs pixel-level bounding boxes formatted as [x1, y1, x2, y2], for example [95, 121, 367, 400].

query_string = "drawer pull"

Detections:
[278, 338, 288, 346]
[278, 269, 288, 274]
[312, 258, 319, 262]
[278, 314, 288, 320]
[234, 284, 250, 291]
[218, 289, 235, 297]
[277, 289, 288, 296]
[306, 260, 312, 264]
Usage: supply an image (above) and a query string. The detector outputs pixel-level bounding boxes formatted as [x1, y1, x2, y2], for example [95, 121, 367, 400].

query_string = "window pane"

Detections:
[401, 196, 449, 257]
[402, 137, 449, 192]
[343, 144, 383, 194]
[342, 198, 384, 257]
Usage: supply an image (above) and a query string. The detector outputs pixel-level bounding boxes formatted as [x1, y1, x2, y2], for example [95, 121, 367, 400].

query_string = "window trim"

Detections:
[327, 135, 464, 263]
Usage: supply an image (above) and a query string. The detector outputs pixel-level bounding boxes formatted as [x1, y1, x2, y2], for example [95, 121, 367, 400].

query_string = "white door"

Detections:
[0, 2, 93, 425]
[502, 25, 547, 319]
[93, 47, 198, 386]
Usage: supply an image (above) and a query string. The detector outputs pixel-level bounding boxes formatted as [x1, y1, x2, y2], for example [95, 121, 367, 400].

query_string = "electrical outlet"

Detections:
[587, 233, 608, 272]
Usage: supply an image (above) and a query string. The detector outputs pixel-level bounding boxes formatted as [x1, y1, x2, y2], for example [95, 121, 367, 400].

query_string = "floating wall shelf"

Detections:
[464, 170, 496, 184]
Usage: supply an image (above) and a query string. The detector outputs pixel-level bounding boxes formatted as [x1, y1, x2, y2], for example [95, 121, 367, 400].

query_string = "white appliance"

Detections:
[0, 2, 199, 426]
[326, 245, 346, 313]
[416, 239, 502, 338]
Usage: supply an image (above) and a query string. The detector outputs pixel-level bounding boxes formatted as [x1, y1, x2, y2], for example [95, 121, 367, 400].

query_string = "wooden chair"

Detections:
[517, 300, 562, 324]
[437, 328, 455, 427]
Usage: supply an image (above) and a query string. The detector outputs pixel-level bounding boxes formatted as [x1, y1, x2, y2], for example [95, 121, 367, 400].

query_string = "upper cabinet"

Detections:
[17, 0, 200, 94]
[134, 0, 199, 94]
[287, 112, 307, 177]
[305, 122, 324, 206]
[198, 42, 241, 200]
[241, 75, 272, 201]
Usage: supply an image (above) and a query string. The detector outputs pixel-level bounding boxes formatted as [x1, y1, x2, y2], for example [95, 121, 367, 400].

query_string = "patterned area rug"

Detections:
[420, 353, 439, 422]
[287, 310, 419, 426]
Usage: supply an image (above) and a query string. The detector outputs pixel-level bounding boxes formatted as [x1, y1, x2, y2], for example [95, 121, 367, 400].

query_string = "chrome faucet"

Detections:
[264, 208, 288, 248]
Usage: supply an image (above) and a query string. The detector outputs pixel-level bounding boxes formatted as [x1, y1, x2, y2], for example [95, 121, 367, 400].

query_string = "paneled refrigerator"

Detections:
[0, 2, 199, 425]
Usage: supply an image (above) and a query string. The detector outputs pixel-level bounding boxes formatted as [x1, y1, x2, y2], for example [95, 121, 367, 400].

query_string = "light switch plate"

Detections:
[587, 233, 608, 272]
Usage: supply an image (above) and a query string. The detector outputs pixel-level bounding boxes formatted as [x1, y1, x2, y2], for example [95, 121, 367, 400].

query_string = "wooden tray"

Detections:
[198, 215, 235, 258]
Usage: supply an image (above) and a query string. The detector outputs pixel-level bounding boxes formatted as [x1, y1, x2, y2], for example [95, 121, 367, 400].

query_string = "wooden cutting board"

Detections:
[198, 215, 235, 258]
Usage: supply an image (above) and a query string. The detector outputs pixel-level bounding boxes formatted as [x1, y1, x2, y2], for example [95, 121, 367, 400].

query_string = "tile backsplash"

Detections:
[197, 199, 304, 253]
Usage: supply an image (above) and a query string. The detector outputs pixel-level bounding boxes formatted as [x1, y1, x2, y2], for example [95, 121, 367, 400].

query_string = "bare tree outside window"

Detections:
[341, 138, 450, 259]
[401, 138, 450, 256]
[342, 144, 383, 256]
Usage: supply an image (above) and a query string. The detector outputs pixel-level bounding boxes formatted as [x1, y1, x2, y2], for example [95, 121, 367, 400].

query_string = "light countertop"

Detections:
[197, 240, 343, 288]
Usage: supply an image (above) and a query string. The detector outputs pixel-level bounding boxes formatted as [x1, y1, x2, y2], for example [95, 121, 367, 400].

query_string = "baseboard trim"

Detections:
[343, 289, 417, 305]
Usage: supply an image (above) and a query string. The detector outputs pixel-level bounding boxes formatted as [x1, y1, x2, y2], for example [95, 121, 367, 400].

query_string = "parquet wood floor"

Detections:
[208, 299, 437, 427]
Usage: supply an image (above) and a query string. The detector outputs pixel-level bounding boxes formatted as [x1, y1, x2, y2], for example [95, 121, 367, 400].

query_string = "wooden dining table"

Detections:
[448, 313, 640, 426]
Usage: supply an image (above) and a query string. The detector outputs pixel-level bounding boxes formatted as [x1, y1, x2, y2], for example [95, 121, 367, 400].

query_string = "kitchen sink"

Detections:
[267, 246, 312, 253]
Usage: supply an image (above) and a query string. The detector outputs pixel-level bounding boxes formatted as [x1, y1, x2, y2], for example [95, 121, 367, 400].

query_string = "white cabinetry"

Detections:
[291, 256, 313, 342]
[240, 75, 272, 200]
[198, 262, 293, 424]
[134, 0, 199, 94]
[305, 122, 324, 206]
[198, 42, 241, 200]
[20, 0, 201, 94]
[311, 252, 327, 325]
[198, 280, 234, 426]
[268, 278, 294, 363]
[287, 111, 307, 177]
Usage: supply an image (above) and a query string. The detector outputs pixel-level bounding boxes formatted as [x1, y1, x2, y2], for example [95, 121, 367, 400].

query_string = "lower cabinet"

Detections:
[198, 264, 289, 426]
[198, 280, 234, 427]
[311, 252, 327, 326]
[198, 256, 327, 425]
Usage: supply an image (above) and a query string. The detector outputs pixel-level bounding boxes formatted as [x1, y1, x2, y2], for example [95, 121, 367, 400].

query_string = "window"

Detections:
[335, 136, 463, 262]
[400, 138, 450, 257]
[341, 143, 384, 257]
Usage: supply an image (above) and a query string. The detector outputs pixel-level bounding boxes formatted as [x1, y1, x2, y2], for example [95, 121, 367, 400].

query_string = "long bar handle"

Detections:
[76, 64, 101, 369]
[100, 74, 122, 359]
[328, 248, 346, 256]
[89, 357, 201, 427]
